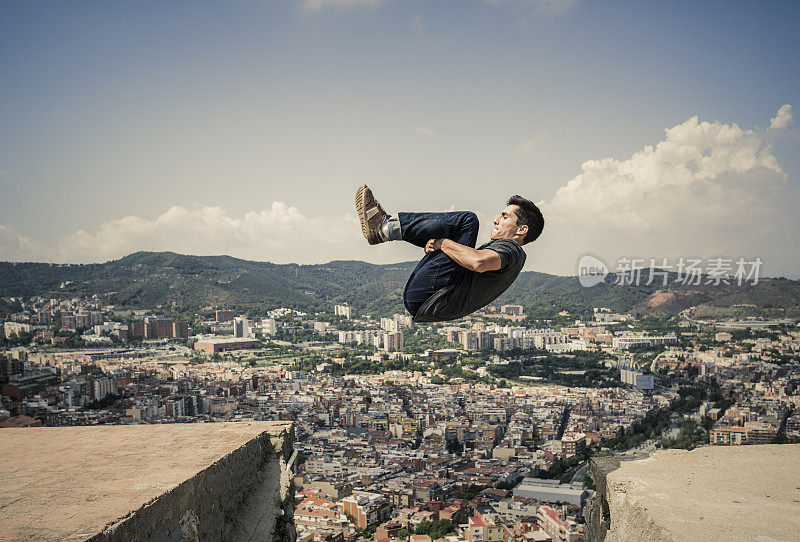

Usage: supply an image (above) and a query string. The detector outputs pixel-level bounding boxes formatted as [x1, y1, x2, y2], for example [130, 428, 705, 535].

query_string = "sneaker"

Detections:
[356, 184, 389, 245]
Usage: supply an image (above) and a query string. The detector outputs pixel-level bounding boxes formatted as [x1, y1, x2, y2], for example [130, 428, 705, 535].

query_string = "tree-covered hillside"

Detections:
[1, 252, 799, 319]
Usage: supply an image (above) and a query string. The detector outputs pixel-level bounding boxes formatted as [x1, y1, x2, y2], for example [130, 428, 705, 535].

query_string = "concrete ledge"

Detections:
[584, 455, 621, 542]
[0, 421, 295, 542]
[586, 444, 800, 542]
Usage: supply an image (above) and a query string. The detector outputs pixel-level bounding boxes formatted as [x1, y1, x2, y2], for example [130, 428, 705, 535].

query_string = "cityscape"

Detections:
[2, 286, 798, 541]
[2, 1, 799, 540]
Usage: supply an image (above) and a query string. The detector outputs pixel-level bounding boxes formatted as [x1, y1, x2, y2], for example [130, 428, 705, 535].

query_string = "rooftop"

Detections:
[0, 421, 295, 541]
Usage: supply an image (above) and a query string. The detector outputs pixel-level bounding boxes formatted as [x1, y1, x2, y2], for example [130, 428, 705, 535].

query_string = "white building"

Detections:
[234, 317, 254, 339]
[538, 506, 580, 542]
[89, 376, 118, 400]
[338, 330, 383, 347]
[383, 332, 404, 352]
[612, 333, 677, 350]
[532, 330, 569, 350]
[593, 307, 631, 323]
[456, 330, 492, 351]
[381, 318, 399, 332]
[260, 318, 277, 336]
[313, 321, 331, 333]
[620, 368, 655, 390]
[501, 304, 524, 316]
[715, 332, 733, 342]
[492, 336, 536, 352]
[165, 398, 186, 418]
[514, 478, 589, 506]
[334, 304, 352, 319]
[393, 313, 413, 328]
[3, 322, 33, 338]
[545, 340, 589, 353]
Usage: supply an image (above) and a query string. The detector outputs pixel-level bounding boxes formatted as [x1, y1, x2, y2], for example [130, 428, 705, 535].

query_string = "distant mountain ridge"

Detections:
[1, 251, 799, 319]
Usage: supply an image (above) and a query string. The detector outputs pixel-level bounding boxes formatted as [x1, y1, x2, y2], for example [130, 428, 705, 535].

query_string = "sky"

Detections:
[1, 0, 799, 277]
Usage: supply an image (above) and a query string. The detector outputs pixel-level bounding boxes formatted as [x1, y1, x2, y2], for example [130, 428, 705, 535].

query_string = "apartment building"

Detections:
[340, 491, 390, 529]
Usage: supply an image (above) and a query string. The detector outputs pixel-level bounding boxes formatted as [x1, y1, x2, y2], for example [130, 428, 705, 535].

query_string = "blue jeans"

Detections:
[399, 211, 480, 316]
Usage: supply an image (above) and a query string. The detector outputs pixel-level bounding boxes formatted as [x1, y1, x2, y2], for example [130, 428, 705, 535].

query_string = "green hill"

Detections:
[0, 253, 414, 317]
[1, 252, 799, 320]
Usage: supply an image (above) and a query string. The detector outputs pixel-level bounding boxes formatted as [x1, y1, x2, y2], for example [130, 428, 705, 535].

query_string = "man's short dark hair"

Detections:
[507, 195, 544, 244]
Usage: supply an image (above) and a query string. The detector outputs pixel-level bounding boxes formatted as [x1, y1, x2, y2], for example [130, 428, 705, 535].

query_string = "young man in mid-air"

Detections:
[356, 185, 544, 323]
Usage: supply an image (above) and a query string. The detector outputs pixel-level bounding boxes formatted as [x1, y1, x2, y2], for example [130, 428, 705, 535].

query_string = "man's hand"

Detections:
[425, 238, 502, 273]
[425, 238, 443, 254]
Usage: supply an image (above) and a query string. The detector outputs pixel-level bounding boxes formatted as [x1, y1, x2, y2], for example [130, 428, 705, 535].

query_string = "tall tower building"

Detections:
[383, 332, 404, 352]
[234, 317, 253, 339]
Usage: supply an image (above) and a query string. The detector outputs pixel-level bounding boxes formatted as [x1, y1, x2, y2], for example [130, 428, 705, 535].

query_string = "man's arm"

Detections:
[426, 238, 501, 273]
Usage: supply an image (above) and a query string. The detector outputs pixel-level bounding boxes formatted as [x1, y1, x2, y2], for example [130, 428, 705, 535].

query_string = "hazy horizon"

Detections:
[3, 249, 799, 282]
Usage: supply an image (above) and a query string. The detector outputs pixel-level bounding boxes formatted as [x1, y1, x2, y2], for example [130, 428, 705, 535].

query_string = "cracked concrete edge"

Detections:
[85, 423, 296, 542]
[258, 430, 297, 541]
[228, 444, 286, 542]
[585, 456, 620, 542]
[601, 477, 676, 542]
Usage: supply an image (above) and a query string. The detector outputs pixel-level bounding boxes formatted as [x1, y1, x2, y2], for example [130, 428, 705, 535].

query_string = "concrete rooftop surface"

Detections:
[599, 444, 800, 542]
[0, 421, 295, 541]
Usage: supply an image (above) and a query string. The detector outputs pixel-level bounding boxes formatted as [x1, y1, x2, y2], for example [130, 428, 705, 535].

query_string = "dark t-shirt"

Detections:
[413, 238, 526, 322]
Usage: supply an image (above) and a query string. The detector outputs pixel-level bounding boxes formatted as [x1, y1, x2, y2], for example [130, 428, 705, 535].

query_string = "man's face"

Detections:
[491, 204, 525, 240]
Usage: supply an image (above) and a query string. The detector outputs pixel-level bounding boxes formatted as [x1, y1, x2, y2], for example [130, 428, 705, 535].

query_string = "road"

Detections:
[624, 426, 680, 455]
[571, 463, 590, 485]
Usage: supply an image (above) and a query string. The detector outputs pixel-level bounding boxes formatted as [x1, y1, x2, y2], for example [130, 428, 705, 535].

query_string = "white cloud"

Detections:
[1, 203, 419, 265]
[530, 110, 798, 276]
[2, 108, 797, 277]
[416, 125, 436, 136]
[301, 0, 389, 10]
[0, 224, 43, 262]
[66, 203, 361, 264]
[769, 104, 793, 130]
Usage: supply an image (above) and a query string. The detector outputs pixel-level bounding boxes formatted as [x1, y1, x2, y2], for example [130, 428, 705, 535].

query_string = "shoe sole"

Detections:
[356, 184, 379, 245]
[355, 184, 370, 240]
